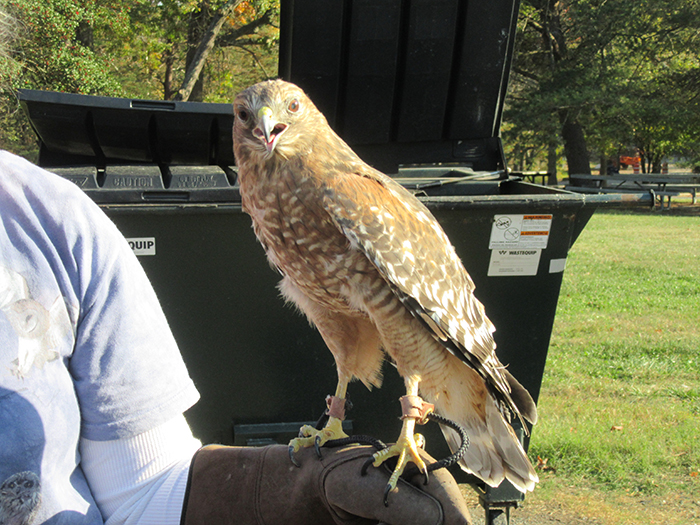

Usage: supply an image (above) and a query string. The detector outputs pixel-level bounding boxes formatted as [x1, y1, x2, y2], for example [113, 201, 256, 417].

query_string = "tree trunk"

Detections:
[651, 152, 663, 173]
[183, 46, 206, 102]
[639, 150, 649, 173]
[163, 46, 175, 100]
[547, 141, 558, 185]
[558, 111, 591, 176]
[76, 20, 93, 50]
[180, 4, 211, 102]
[176, 0, 243, 101]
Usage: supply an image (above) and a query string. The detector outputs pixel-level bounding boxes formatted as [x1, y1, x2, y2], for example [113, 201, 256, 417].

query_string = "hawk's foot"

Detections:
[288, 416, 348, 466]
[369, 395, 434, 505]
[370, 427, 428, 505]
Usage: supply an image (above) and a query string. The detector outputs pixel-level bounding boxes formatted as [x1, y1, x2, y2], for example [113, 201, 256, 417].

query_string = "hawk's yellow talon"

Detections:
[288, 416, 348, 462]
[371, 423, 429, 504]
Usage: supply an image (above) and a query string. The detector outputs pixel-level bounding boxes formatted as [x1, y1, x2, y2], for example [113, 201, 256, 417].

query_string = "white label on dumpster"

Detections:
[488, 249, 541, 276]
[488, 214, 552, 250]
[126, 237, 156, 256]
[549, 258, 567, 273]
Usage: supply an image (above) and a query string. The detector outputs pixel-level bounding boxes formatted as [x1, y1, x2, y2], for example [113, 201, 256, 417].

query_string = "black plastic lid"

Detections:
[278, 0, 519, 173]
[18, 90, 235, 168]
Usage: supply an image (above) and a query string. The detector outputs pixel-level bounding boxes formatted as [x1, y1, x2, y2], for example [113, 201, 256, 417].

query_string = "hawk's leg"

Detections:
[370, 376, 432, 503]
[288, 379, 350, 464]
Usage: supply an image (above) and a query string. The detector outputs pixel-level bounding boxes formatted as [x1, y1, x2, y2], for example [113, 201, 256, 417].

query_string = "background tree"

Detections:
[6, 0, 128, 94]
[105, 0, 277, 102]
[504, 0, 700, 177]
[0, 0, 131, 157]
[175, 0, 277, 101]
[622, 1, 700, 172]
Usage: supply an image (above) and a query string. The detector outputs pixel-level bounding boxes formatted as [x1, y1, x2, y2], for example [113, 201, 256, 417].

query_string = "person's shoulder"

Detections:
[0, 150, 85, 198]
[0, 150, 106, 227]
[0, 150, 45, 176]
[0, 150, 122, 253]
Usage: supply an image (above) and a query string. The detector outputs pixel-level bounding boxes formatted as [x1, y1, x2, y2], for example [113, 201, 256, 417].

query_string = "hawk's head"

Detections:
[233, 79, 324, 162]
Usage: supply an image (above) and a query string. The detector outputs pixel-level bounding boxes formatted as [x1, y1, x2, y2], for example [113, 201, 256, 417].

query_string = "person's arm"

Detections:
[80, 414, 201, 525]
[181, 443, 472, 525]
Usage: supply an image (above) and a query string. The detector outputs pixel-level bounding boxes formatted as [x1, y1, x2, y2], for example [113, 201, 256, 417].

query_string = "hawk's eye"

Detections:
[288, 99, 300, 113]
[237, 108, 250, 122]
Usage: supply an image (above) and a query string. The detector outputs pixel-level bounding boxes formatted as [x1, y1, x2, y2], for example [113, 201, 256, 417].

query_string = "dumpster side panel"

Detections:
[106, 208, 337, 445]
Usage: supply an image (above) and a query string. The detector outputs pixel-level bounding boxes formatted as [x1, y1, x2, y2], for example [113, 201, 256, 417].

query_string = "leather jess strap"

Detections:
[400, 395, 434, 424]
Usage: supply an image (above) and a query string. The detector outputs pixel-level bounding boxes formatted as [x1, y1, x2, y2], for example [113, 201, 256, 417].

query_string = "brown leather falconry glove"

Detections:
[180, 444, 471, 525]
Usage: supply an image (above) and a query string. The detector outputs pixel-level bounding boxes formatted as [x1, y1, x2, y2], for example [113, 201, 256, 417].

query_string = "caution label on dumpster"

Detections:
[488, 214, 552, 250]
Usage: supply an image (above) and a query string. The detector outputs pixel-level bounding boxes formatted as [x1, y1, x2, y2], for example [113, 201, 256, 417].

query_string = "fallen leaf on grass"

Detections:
[536, 456, 557, 473]
[690, 472, 698, 478]
[610, 425, 623, 432]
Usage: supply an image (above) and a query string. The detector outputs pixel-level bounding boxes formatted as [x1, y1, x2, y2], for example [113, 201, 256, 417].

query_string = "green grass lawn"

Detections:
[526, 210, 700, 524]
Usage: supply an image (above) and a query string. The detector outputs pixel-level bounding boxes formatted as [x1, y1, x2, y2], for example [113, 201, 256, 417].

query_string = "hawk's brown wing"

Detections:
[321, 166, 522, 413]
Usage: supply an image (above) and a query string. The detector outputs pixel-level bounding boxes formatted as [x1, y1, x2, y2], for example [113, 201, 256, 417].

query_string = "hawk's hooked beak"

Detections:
[254, 106, 288, 154]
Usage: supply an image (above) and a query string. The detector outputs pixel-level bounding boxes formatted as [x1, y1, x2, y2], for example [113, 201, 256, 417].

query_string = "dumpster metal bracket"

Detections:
[233, 420, 354, 447]
[481, 502, 516, 525]
[471, 425, 527, 524]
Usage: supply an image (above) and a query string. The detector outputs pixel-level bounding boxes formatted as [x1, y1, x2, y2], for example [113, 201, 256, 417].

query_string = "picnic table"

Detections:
[566, 173, 700, 209]
[512, 171, 550, 185]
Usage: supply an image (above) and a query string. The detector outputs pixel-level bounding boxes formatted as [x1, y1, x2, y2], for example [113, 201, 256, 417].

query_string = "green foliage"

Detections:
[111, 0, 279, 101]
[198, 0, 280, 101]
[6, 0, 126, 94]
[0, 0, 133, 154]
[0, 0, 279, 156]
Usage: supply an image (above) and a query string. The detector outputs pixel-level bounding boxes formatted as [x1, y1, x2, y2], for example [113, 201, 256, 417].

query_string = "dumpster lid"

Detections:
[278, 0, 519, 174]
[18, 89, 235, 168]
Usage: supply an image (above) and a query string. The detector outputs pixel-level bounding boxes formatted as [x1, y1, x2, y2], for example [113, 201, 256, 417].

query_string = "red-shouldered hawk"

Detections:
[232, 79, 538, 494]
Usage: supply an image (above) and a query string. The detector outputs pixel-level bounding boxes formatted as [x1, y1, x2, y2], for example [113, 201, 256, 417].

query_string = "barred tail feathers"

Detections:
[424, 365, 539, 493]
